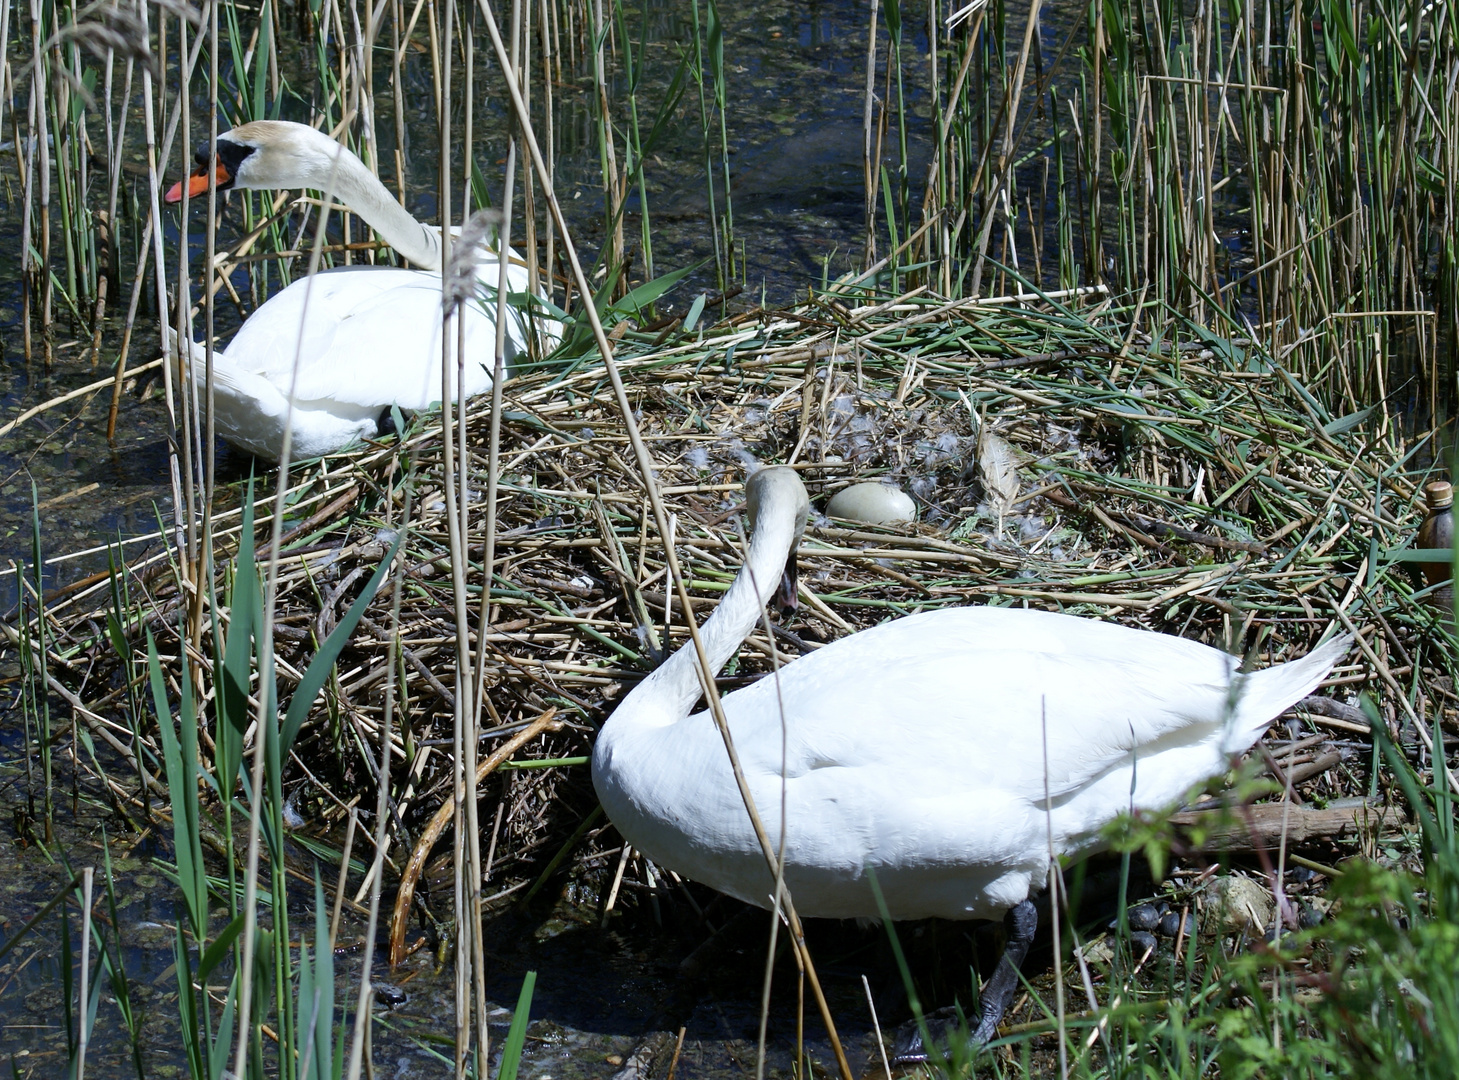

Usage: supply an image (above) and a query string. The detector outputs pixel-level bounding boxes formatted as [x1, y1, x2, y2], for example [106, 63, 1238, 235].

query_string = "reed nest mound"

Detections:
[31, 288, 1454, 939]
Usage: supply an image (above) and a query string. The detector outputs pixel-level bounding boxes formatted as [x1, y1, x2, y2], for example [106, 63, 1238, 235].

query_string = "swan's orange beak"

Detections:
[164, 160, 231, 204]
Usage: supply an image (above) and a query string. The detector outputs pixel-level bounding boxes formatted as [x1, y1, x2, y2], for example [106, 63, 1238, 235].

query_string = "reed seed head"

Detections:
[443, 208, 503, 317]
[43, 0, 203, 86]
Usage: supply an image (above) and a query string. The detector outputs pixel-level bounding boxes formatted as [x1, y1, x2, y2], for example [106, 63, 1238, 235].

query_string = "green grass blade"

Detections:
[217, 483, 260, 797]
[497, 971, 538, 1080]
[147, 631, 207, 936]
[197, 912, 247, 983]
[280, 529, 405, 757]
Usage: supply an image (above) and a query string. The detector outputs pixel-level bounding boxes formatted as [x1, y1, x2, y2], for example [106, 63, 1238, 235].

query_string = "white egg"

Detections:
[825, 481, 917, 524]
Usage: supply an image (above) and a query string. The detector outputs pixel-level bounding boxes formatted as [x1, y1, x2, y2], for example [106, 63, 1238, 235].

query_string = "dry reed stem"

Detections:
[389, 708, 561, 966]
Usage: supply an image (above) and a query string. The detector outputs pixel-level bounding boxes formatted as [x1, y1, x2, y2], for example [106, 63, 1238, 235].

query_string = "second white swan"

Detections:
[166, 120, 558, 461]
[591, 466, 1349, 1045]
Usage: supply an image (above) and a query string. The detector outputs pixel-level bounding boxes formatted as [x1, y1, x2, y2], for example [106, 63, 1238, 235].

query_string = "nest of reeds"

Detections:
[33, 287, 1455, 943]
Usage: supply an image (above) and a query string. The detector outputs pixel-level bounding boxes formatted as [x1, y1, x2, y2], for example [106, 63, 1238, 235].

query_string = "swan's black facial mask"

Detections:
[163, 139, 253, 204]
[772, 558, 799, 617]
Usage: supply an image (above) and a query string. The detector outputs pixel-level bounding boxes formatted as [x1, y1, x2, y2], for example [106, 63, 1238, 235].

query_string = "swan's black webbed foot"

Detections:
[890, 1006, 964, 1065]
[375, 405, 411, 439]
[889, 899, 1039, 1064]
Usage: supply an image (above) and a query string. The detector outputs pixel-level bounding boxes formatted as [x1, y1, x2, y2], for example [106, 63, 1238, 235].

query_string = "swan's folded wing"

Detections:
[223, 270, 501, 410]
[727, 606, 1246, 806]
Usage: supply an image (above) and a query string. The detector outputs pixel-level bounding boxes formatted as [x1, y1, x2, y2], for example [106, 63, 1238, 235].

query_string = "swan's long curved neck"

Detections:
[611, 500, 799, 732]
[318, 147, 443, 271]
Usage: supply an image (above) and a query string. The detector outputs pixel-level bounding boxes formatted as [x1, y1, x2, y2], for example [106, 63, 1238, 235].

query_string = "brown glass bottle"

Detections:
[1418, 480, 1454, 606]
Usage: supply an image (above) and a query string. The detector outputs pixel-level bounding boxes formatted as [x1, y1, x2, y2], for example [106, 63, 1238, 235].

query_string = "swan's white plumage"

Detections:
[170, 121, 557, 461]
[592, 467, 1349, 922]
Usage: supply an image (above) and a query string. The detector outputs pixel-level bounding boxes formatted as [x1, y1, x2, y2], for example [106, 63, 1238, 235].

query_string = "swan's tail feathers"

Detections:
[202, 361, 294, 426]
[165, 330, 263, 401]
[1224, 634, 1354, 753]
[168, 334, 291, 438]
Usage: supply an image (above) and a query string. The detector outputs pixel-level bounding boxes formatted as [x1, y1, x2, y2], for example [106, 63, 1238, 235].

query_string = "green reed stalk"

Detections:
[689, 0, 725, 287]
[591, 0, 624, 291]
[881, 163, 900, 289]
[882, 0, 909, 249]
[862, 0, 881, 269]
[96, 835, 148, 1080]
[533, 0, 556, 309]
[105, 548, 150, 819]
[14, 564, 38, 834]
[612, 0, 652, 284]
[46, 25, 77, 313]
[29, 485, 53, 842]
[58, 890, 76, 1059]
[705, 0, 733, 283]
[1055, 104, 1074, 290]
[25, 0, 51, 360]
[0, 0, 10, 156]
[99, 13, 129, 340]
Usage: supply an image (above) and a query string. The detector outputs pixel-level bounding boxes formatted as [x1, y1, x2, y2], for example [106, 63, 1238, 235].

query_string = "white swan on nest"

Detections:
[591, 466, 1349, 1045]
[166, 120, 559, 461]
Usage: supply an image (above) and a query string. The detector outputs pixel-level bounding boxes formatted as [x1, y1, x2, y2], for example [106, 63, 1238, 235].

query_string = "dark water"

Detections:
[0, 0, 951, 1074]
[0, 747, 983, 1079]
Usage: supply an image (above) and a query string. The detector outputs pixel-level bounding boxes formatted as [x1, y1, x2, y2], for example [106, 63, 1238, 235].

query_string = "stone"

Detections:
[1200, 874, 1276, 935]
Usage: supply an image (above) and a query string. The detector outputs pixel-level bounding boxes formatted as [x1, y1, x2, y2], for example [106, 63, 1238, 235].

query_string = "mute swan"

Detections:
[591, 466, 1349, 1047]
[165, 120, 558, 461]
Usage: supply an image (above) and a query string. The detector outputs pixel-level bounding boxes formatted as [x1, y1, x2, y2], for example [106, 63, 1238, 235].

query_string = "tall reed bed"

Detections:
[14, 0, 1447, 421]
[864, 0, 1459, 420]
